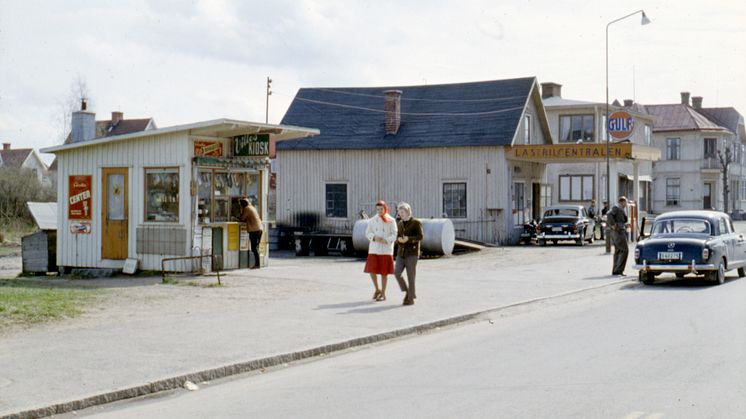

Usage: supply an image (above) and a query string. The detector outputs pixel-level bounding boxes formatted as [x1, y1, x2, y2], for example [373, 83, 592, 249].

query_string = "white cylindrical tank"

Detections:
[352, 218, 455, 256]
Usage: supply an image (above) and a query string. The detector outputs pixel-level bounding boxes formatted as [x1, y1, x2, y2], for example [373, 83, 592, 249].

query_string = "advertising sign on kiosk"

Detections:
[608, 111, 635, 140]
[68, 175, 92, 220]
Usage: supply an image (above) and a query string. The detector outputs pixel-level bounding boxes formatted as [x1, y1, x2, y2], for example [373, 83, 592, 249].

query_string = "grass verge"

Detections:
[0, 279, 97, 332]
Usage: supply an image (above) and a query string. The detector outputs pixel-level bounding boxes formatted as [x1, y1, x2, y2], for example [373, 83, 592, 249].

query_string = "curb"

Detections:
[2, 277, 633, 419]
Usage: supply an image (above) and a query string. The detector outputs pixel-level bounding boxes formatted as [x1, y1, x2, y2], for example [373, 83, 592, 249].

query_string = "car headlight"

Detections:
[702, 247, 710, 260]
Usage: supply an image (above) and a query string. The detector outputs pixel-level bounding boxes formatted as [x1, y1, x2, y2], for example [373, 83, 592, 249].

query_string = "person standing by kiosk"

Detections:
[239, 198, 263, 269]
[607, 196, 630, 276]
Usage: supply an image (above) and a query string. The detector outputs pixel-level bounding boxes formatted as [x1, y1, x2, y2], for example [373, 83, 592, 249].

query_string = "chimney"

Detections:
[623, 99, 634, 107]
[2, 142, 10, 151]
[71, 99, 96, 143]
[541, 82, 562, 99]
[111, 111, 124, 125]
[691, 96, 703, 110]
[383, 90, 402, 135]
[680, 91, 690, 106]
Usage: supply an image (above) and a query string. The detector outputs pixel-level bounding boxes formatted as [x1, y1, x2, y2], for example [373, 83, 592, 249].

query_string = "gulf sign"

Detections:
[608, 111, 634, 140]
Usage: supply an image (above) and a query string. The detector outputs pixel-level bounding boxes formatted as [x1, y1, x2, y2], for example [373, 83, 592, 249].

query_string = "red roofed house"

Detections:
[0, 142, 49, 185]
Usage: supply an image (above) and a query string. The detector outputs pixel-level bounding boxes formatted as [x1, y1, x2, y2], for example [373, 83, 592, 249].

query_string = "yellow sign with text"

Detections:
[510, 143, 633, 160]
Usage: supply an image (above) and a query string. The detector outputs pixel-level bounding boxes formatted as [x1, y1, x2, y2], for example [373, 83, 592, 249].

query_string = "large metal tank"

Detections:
[352, 218, 455, 256]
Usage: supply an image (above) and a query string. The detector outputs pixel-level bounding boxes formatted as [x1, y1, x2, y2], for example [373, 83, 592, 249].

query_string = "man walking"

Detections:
[587, 200, 598, 239]
[394, 202, 423, 306]
[607, 196, 630, 275]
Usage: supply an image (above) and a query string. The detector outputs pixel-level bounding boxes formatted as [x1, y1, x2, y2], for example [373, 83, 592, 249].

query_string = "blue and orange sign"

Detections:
[608, 111, 634, 140]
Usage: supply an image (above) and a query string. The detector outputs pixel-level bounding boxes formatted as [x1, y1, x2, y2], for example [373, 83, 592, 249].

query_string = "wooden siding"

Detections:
[55, 132, 192, 270]
[276, 146, 538, 244]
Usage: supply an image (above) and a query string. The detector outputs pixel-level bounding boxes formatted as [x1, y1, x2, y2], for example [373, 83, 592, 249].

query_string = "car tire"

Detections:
[706, 261, 726, 285]
[675, 272, 686, 278]
[738, 267, 745, 278]
[576, 229, 585, 246]
[639, 271, 655, 285]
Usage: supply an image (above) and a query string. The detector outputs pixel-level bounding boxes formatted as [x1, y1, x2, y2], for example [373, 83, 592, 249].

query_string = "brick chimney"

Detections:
[2, 142, 10, 151]
[541, 82, 562, 99]
[691, 96, 703, 110]
[71, 99, 96, 143]
[623, 99, 634, 107]
[111, 111, 124, 125]
[680, 92, 690, 106]
[384, 90, 402, 135]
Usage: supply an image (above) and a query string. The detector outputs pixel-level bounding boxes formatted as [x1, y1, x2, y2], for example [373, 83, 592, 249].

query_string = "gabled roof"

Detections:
[278, 77, 545, 150]
[542, 96, 602, 108]
[698, 107, 744, 138]
[48, 158, 58, 171]
[63, 118, 156, 144]
[0, 148, 34, 169]
[643, 104, 728, 133]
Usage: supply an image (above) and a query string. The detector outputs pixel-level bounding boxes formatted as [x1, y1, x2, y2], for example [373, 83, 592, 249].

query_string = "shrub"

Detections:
[0, 167, 56, 225]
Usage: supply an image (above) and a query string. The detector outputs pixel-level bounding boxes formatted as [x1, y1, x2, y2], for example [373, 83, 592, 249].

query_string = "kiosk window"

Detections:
[145, 168, 179, 222]
[325, 184, 347, 218]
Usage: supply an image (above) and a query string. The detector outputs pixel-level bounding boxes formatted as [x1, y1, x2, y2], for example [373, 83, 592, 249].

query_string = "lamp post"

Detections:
[605, 10, 650, 252]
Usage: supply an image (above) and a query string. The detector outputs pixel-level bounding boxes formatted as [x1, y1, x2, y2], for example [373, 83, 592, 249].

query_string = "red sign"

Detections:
[194, 140, 224, 157]
[608, 111, 635, 140]
[68, 175, 92, 220]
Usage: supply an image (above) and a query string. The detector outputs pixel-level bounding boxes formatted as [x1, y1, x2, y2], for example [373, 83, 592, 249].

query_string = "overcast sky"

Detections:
[1, 0, 744, 163]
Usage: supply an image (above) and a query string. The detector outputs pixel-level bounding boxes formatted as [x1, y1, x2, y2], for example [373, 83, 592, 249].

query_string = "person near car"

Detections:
[394, 202, 423, 306]
[600, 201, 609, 240]
[365, 200, 398, 301]
[607, 196, 630, 275]
[588, 200, 599, 239]
[238, 198, 263, 269]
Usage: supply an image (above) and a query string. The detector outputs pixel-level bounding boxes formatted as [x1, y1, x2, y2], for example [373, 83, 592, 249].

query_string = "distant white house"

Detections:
[0, 142, 49, 185]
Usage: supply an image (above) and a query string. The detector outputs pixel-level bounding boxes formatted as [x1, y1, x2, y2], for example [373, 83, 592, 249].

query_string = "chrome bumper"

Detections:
[538, 233, 581, 239]
[634, 259, 716, 275]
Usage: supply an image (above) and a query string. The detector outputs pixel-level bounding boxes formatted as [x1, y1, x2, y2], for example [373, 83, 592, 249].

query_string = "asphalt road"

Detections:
[77, 273, 746, 419]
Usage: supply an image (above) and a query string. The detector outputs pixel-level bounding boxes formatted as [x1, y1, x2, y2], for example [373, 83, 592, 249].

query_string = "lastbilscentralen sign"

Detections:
[233, 134, 269, 157]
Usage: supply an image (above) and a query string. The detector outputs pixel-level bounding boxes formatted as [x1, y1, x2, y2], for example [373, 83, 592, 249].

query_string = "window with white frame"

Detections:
[513, 182, 525, 225]
[644, 124, 652, 145]
[523, 114, 532, 144]
[443, 182, 467, 218]
[704, 138, 717, 158]
[559, 115, 594, 143]
[559, 175, 594, 201]
[145, 168, 179, 222]
[325, 183, 347, 218]
[666, 138, 681, 160]
[666, 178, 680, 206]
[540, 184, 552, 214]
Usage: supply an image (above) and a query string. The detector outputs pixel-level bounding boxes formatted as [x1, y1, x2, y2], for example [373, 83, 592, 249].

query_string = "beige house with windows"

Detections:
[644, 93, 744, 213]
[540, 83, 656, 215]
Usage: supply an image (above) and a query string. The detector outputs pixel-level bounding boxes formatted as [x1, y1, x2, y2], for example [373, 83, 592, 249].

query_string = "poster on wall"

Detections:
[227, 223, 239, 251]
[194, 140, 224, 157]
[68, 175, 92, 220]
[70, 221, 92, 234]
[240, 226, 249, 251]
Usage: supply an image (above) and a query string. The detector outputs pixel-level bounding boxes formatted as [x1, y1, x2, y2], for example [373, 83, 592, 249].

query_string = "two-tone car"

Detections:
[634, 210, 746, 285]
[536, 205, 595, 246]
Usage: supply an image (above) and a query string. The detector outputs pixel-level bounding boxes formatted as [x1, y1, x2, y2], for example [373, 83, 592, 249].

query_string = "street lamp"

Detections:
[605, 10, 650, 250]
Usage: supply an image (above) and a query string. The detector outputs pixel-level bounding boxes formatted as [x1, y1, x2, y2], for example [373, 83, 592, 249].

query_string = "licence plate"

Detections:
[658, 251, 682, 260]
[552, 227, 562, 232]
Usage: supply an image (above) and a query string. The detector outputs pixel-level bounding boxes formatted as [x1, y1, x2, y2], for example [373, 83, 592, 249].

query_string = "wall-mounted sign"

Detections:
[194, 140, 224, 157]
[608, 111, 635, 140]
[68, 175, 92, 220]
[227, 223, 239, 251]
[70, 221, 92, 234]
[509, 143, 633, 160]
[233, 134, 269, 157]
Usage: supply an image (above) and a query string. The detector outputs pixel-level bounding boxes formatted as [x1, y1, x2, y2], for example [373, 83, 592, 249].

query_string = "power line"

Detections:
[307, 88, 530, 103]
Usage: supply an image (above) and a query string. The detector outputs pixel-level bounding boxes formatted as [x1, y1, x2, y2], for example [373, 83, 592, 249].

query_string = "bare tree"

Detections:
[718, 146, 732, 213]
[52, 75, 90, 144]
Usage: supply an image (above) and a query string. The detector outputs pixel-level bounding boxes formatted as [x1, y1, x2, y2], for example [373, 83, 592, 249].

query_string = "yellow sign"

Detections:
[227, 223, 240, 251]
[510, 143, 633, 160]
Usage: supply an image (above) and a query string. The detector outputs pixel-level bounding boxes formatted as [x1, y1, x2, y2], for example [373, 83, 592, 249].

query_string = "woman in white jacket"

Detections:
[365, 200, 398, 301]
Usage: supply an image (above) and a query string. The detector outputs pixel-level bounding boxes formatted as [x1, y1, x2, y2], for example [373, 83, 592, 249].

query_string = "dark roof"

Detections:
[0, 148, 33, 168]
[643, 104, 727, 133]
[698, 107, 743, 137]
[64, 118, 155, 144]
[278, 77, 537, 150]
[48, 158, 57, 171]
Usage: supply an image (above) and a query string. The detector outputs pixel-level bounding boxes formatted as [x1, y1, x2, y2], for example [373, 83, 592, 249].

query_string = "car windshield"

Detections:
[544, 208, 578, 217]
[651, 219, 711, 236]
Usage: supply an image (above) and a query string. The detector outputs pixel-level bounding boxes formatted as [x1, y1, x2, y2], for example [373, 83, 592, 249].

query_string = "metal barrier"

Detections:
[160, 254, 221, 285]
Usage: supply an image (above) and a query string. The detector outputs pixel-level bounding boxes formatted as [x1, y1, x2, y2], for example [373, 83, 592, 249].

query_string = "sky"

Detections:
[1, 0, 745, 163]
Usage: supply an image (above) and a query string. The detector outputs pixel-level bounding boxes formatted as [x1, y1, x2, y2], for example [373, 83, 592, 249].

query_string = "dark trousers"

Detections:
[395, 255, 418, 301]
[249, 230, 263, 268]
[611, 230, 628, 274]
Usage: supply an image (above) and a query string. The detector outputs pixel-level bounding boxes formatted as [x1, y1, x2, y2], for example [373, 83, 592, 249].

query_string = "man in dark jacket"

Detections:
[607, 196, 629, 275]
[394, 202, 424, 306]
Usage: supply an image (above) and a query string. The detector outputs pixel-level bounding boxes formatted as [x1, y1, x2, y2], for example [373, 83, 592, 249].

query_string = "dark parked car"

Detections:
[537, 205, 595, 246]
[634, 210, 746, 285]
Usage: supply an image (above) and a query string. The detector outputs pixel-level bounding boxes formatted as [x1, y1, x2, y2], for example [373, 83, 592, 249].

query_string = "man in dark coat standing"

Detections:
[607, 196, 629, 275]
[394, 202, 423, 306]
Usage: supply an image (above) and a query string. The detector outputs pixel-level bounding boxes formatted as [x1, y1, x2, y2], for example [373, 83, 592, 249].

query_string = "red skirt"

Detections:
[364, 254, 395, 275]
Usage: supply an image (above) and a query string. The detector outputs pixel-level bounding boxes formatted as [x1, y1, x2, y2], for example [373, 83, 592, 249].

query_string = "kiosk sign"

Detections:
[68, 175, 92, 220]
[233, 134, 269, 157]
[608, 111, 635, 140]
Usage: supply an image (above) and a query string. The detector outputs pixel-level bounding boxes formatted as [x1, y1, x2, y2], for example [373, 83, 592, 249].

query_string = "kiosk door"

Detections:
[102, 168, 129, 259]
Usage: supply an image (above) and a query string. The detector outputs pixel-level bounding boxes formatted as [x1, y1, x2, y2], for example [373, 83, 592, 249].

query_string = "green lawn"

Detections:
[0, 279, 96, 331]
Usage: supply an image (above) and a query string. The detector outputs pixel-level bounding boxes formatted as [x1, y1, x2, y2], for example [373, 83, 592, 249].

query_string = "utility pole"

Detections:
[265, 76, 272, 124]
[718, 145, 732, 213]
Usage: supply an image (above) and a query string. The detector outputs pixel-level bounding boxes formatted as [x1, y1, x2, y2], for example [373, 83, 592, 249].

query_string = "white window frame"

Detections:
[523, 114, 532, 144]
[666, 138, 681, 160]
[442, 181, 467, 218]
[666, 177, 681, 206]
[144, 167, 180, 223]
[559, 174, 594, 202]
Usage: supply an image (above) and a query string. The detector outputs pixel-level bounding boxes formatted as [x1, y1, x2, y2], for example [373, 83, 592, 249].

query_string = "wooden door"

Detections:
[102, 168, 128, 260]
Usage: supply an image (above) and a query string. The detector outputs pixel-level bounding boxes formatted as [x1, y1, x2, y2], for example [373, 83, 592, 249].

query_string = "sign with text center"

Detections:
[233, 134, 269, 157]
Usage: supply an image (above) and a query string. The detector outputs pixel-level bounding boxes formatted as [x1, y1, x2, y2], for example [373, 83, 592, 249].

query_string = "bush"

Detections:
[0, 167, 56, 226]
